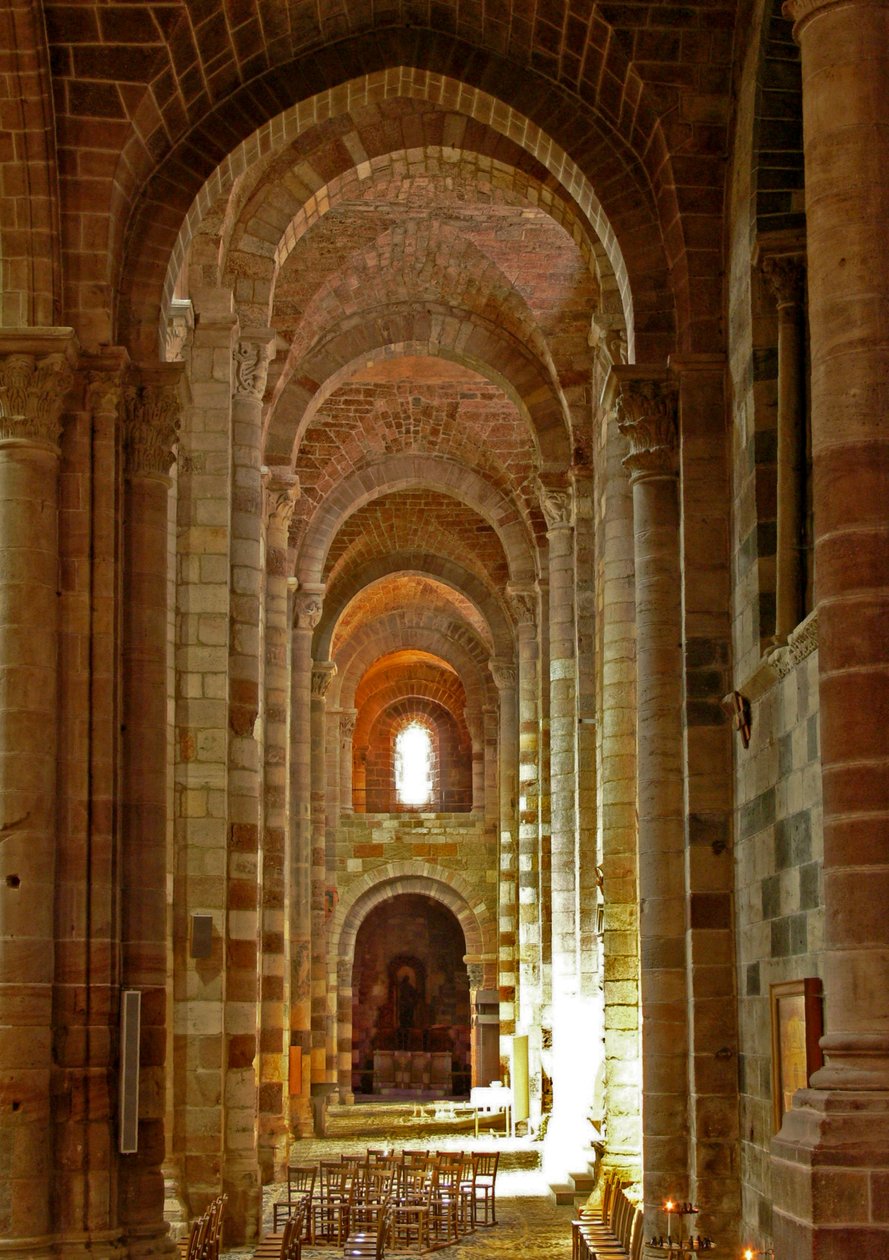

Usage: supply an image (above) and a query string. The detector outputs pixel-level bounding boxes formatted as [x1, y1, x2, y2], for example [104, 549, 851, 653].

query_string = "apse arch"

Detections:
[295, 455, 537, 586]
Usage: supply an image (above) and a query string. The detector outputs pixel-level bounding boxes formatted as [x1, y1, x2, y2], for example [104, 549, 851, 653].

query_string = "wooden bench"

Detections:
[572, 1173, 642, 1260]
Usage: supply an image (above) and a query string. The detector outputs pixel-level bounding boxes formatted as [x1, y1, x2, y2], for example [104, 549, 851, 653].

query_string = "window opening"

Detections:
[395, 723, 433, 807]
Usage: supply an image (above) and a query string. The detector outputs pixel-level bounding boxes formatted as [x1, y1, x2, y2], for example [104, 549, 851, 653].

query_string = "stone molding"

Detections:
[589, 311, 627, 365]
[614, 374, 678, 482]
[233, 328, 276, 400]
[506, 582, 538, 627]
[294, 586, 325, 631]
[489, 658, 518, 691]
[123, 366, 183, 478]
[263, 465, 300, 530]
[782, 0, 875, 32]
[0, 350, 76, 449]
[733, 608, 820, 705]
[537, 480, 574, 530]
[311, 661, 337, 699]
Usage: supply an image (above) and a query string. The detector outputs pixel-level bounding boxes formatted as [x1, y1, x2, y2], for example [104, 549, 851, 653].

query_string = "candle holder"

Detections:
[742, 1250, 775, 1260]
[650, 1201, 713, 1254]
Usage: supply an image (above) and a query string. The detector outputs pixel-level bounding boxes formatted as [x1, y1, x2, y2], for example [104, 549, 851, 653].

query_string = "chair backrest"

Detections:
[206, 1194, 227, 1259]
[472, 1151, 499, 1183]
[185, 1215, 207, 1260]
[287, 1163, 316, 1200]
[628, 1206, 644, 1260]
[280, 1215, 298, 1260]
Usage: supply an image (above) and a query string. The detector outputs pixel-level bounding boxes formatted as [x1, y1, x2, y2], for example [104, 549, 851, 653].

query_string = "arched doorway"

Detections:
[351, 893, 471, 1097]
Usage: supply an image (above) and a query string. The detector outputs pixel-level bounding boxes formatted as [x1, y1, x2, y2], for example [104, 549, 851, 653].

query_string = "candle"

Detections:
[665, 1199, 675, 1244]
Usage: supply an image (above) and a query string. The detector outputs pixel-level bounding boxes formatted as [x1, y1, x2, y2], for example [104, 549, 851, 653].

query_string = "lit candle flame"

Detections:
[743, 1250, 755, 1260]
[666, 1200, 674, 1212]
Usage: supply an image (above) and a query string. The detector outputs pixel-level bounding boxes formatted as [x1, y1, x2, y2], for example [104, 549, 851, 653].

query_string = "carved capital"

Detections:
[616, 378, 678, 482]
[311, 661, 337, 699]
[537, 480, 574, 530]
[123, 366, 182, 478]
[761, 252, 807, 309]
[164, 298, 195, 363]
[506, 583, 538, 627]
[233, 329, 275, 400]
[489, 658, 518, 691]
[0, 352, 75, 448]
[588, 312, 627, 366]
[294, 586, 324, 631]
[466, 963, 485, 991]
[86, 372, 123, 417]
[340, 711, 357, 741]
[263, 465, 300, 531]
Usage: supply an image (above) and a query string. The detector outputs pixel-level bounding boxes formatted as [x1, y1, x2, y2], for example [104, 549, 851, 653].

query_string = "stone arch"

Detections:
[316, 555, 514, 662]
[295, 455, 537, 586]
[117, 59, 668, 359]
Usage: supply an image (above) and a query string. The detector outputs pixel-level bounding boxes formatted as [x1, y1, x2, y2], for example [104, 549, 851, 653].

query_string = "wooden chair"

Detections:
[273, 1163, 317, 1232]
[428, 1156, 462, 1247]
[343, 1201, 391, 1260]
[467, 1150, 500, 1226]
[388, 1167, 432, 1254]
[280, 1200, 309, 1260]
[311, 1162, 355, 1246]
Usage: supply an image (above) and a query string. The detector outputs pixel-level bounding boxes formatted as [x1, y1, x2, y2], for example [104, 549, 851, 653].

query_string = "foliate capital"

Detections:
[506, 583, 538, 627]
[123, 365, 183, 478]
[263, 465, 300, 530]
[616, 377, 678, 482]
[311, 660, 337, 699]
[761, 251, 807, 309]
[0, 352, 75, 448]
[489, 658, 518, 691]
[537, 480, 574, 530]
[294, 585, 325, 631]
[233, 328, 276, 400]
[340, 711, 357, 741]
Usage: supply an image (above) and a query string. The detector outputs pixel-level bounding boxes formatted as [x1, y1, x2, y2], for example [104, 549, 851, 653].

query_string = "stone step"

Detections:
[549, 1182, 586, 1207]
[569, 1169, 596, 1193]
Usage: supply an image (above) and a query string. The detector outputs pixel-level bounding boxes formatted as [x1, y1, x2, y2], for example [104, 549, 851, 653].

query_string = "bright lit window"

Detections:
[395, 723, 433, 807]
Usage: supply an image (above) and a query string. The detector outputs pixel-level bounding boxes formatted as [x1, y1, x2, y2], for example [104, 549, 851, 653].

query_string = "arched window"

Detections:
[394, 723, 433, 807]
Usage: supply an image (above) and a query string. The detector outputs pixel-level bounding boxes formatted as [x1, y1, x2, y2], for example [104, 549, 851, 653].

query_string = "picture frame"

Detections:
[769, 977, 824, 1132]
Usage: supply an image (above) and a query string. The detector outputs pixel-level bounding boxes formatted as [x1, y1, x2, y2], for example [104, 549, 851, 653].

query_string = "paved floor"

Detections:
[220, 1132, 579, 1260]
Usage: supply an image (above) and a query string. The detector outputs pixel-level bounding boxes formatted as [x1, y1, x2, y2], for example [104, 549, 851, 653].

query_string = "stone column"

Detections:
[289, 586, 324, 1135]
[258, 469, 298, 1181]
[759, 246, 808, 641]
[771, 5, 889, 1256]
[0, 334, 75, 1258]
[310, 660, 336, 1087]
[339, 710, 357, 813]
[55, 355, 126, 1260]
[223, 329, 274, 1242]
[615, 370, 689, 1237]
[489, 659, 518, 1069]
[506, 582, 543, 1125]
[120, 361, 182, 1259]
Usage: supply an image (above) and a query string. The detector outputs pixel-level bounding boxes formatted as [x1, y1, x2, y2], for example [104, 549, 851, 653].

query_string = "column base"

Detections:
[771, 1086, 889, 1259]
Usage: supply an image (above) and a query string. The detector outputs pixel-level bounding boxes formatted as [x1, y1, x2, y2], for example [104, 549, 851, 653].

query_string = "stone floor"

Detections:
[221, 1130, 579, 1260]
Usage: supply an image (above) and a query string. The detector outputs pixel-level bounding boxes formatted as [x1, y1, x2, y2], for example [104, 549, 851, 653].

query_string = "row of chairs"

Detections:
[272, 1148, 499, 1254]
[571, 1173, 643, 1260]
[182, 1194, 227, 1260]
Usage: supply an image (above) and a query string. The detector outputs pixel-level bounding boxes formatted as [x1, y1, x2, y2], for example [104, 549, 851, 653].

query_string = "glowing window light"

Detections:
[395, 724, 433, 806]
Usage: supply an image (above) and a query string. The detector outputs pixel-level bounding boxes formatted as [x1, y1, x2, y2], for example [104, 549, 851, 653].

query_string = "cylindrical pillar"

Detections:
[310, 660, 336, 1087]
[761, 249, 808, 641]
[289, 587, 324, 1135]
[489, 659, 518, 1068]
[258, 469, 298, 1180]
[616, 372, 689, 1240]
[339, 710, 357, 813]
[120, 362, 182, 1259]
[772, 4, 889, 1255]
[0, 339, 75, 1257]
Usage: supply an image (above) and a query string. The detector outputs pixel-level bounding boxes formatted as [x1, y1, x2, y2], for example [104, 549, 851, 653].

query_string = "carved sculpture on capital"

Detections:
[86, 372, 122, 418]
[616, 377, 678, 482]
[537, 479, 574, 531]
[263, 466, 300, 531]
[340, 712, 357, 745]
[506, 583, 538, 627]
[311, 661, 337, 700]
[589, 312, 627, 368]
[761, 251, 807, 310]
[0, 352, 75, 448]
[294, 588, 324, 631]
[233, 333, 274, 401]
[123, 368, 182, 478]
[489, 658, 518, 692]
[164, 298, 195, 363]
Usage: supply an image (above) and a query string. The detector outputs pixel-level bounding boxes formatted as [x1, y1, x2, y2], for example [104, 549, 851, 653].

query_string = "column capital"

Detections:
[761, 250, 807, 309]
[782, 0, 886, 34]
[610, 368, 678, 483]
[0, 329, 78, 449]
[311, 660, 337, 699]
[536, 479, 574, 530]
[82, 346, 130, 416]
[163, 298, 195, 363]
[489, 658, 518, 691]
[588, 311, 627, 363]
[263, 465, 300, 530]
[123, 362, 184, 479]
[506, 582, 538, 627]
[293, 583, 325, 631]
[233, 327, 276, 400]
[340, 710, 357, 740]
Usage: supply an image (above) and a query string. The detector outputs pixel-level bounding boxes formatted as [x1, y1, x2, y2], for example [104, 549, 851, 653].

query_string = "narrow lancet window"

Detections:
[395, 723, 433, 807]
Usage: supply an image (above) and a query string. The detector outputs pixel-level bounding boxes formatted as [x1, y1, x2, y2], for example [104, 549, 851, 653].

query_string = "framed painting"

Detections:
[770, 977, 824, 1132]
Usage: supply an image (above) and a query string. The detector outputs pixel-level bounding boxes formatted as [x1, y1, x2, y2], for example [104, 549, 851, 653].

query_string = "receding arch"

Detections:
[295, 455, 537, 586]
